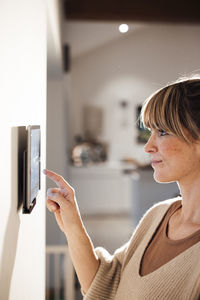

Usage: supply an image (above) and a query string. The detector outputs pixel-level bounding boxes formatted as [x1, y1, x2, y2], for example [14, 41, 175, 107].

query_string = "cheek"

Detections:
[161, 143, 187, 165]
[161, 144, 180, 155]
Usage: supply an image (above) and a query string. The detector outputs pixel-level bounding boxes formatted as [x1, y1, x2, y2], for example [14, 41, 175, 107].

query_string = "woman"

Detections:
[44, 77, 200, 299]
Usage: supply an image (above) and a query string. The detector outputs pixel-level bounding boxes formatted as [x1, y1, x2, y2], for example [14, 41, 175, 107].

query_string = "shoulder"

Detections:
[142, 196, 181, 220]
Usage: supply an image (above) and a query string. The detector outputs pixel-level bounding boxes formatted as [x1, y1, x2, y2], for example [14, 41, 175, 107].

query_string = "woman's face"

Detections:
[144, 128, 200, 185]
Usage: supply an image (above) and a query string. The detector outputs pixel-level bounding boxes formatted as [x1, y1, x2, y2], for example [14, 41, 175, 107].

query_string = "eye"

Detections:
[158, 129, 168, 136]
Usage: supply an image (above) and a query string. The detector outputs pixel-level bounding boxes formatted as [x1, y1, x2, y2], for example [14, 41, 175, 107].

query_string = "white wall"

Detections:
[67, 23, 200, 163]
[0, 1, 46, 299]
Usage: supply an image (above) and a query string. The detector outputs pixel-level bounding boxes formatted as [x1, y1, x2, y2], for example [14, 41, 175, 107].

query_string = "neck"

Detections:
[178, 180, 200, 225]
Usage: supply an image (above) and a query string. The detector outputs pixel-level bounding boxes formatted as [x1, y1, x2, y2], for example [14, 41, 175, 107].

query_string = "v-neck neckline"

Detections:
[137, 200, 200, 278]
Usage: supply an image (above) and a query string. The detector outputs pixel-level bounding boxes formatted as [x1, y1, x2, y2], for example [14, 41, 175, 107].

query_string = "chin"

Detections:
[153, 172, 176, 184]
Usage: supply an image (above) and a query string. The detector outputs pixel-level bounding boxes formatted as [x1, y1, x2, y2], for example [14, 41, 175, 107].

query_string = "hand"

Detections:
[44, 170, 99, 293]
[43, 169, 82, 234]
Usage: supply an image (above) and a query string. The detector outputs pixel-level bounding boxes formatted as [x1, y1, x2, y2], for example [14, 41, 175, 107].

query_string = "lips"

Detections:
[151, 160, 163, 166]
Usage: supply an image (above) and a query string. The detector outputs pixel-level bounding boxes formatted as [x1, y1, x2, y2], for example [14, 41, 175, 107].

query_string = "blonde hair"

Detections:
[141, 77, 200, 143]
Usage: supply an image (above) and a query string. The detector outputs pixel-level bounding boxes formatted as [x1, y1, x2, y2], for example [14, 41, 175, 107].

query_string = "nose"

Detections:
[144, 133, 157, 154]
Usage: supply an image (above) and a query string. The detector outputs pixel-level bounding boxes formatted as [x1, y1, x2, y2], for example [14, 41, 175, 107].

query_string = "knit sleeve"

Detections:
[83, 242, 129, 300]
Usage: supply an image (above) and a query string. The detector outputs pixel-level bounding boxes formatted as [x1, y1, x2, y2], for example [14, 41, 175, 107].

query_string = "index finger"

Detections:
[43, 169, 66, 189]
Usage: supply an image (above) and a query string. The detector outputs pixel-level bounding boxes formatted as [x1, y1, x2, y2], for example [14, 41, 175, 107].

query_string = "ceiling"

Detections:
[62, 0, 200, 23]
[63, 21, 144, 58]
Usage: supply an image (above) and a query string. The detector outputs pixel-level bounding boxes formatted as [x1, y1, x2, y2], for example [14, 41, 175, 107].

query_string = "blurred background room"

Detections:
[2, 1, 200, 300]
[47, 0, 200, 299]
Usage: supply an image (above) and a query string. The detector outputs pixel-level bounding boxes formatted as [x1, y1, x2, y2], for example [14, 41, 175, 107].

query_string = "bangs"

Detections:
[141, 85, 194, 143]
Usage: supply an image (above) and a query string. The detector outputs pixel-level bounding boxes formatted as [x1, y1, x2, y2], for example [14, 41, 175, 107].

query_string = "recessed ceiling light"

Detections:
[119, 24, 129, 33]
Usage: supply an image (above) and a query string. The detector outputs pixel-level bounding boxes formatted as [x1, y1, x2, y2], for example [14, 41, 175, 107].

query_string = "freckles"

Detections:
[163, 144, 179, 153]
[164, 138, 185, 153]
[171, 146, 180, 152]
[160, 137, 189, 156]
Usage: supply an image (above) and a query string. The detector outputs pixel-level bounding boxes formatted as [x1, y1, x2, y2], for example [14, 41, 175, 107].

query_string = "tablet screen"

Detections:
[30, 127, 40, 204]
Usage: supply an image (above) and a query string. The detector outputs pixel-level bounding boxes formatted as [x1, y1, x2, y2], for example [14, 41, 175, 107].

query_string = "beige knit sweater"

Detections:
[84, 198, 200, 300]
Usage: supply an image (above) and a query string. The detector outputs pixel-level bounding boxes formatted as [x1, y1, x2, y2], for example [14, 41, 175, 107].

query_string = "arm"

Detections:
[43, 169, 99, 293]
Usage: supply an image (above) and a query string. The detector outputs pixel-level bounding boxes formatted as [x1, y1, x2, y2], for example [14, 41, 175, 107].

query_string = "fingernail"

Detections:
[43, 169, 47, 174]
[47, 189, 52, 196]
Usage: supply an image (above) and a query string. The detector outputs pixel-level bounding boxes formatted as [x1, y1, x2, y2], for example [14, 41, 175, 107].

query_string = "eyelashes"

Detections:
[148, 128, 170, 137]
[158, 129, 169, 136]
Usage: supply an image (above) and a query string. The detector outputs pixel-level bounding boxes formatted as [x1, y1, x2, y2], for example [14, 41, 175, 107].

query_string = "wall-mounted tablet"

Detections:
[23, 125, 41, 213]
